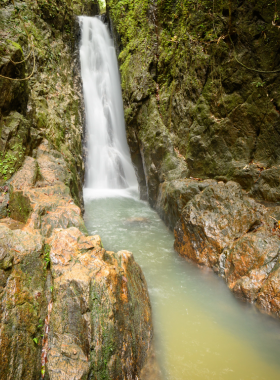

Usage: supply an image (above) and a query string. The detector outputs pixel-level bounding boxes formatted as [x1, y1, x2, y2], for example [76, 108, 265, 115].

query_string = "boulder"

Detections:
[174, 181, 280, 314]
[174, 181, 266, 268]
[257, 262, 280, 317]
[45, 227, 152, 380]
[224, 228, 280, 301]
[8, 141, 87, 237]
[0, 225, 46, 380]
[156, 178, 217, 230]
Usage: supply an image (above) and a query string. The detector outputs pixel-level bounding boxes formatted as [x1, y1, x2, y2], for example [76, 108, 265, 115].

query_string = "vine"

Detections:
[229, 34, 280, 74]
[0, 0, 35, 81]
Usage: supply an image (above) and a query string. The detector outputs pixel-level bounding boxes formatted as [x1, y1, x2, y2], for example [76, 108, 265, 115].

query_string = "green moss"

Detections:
[90, 281, 116, 380]
[9, 191, 32, 223]
[7, 39, 23, 53]
[109, 0, 280, 195]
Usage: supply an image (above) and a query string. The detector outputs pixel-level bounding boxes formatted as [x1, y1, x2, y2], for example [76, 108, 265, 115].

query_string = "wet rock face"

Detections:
[7, 140, 87, 236]
[0, 226, 46, 380]
[0, 0, 101, 207]
[0, 142, 153, 380]
[47, 228, 152, 380]
[156, 178, 217, 230]
[108, 0, 280, 205]
[174, 181, 280, 316]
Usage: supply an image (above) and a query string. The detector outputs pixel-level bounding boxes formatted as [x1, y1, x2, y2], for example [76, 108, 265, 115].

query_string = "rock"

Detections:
[139, 341, 163, 380]
[0, 0, 97, 207]
[126, 97, 188, 206]
[0, 141, 153, 379]
[0, 188, 9, 218]
[36, 140, 71, 187]
[174, 181, 280, 315]
[0, 112, 30, 185]
[250, 167, 280, 202]
[0, 225, 46, 380]
[45, 227, 152, 380]
[224, 228, 280, 301]
[257, 262, 280, 317]
[109, 0, 280, 205]
[156, 178, 217, 230]
[126, 129, 148, 200]
[7, 141, 87, 236]
[9, 190, 33, 223]
[10, 157, 37, 191]
[0, 40, 28, 117]
[174, 181, 265, 268]
[0, 217, 25, 230]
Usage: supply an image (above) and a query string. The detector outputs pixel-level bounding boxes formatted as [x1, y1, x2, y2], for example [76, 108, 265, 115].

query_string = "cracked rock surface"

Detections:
[174, 181, 280, 316]
[0, 141, 153, 380]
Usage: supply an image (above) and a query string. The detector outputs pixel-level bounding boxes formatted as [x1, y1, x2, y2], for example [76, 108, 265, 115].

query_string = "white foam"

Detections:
[83, 186, 140, 201]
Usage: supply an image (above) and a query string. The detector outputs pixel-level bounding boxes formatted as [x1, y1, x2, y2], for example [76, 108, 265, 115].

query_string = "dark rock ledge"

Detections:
[0, 140, 153, 380]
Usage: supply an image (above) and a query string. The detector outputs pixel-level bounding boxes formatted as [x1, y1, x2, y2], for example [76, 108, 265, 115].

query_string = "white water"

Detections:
[79, 16, 137, 190]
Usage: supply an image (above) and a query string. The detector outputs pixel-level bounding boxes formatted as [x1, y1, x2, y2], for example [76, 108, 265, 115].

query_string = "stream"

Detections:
[84, 188, 280, 380]
[80, 16, 280, 380]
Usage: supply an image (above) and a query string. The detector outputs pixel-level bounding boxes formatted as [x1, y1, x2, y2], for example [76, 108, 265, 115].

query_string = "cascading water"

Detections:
[79, 16, 137, 193]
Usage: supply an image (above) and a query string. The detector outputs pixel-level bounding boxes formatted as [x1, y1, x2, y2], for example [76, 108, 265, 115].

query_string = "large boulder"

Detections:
[224, 228, 280, 302]
[174, 181, 266, 268]
[174, 181, 280, 315]
[156, 178, 217, 230]
[45, 227, 152, 380]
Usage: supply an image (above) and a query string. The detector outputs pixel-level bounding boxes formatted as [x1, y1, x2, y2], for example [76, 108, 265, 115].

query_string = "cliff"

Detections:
[0, 1, 153, 379]
[107, 0, 280, 316]
[0, 0, 100, 207]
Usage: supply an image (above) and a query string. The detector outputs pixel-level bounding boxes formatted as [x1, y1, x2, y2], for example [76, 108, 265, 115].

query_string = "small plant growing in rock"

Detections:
[44, 244, 51, 269]
[33, 337, 38, 345]
[252, 81, 266, 88]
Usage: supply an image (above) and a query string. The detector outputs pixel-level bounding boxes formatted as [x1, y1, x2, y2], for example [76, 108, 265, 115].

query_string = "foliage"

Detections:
[0, 144, 25, 181]
[109, 0, 280, 90]
[44, 244, 51, 269]
[98, 0, 106, 13]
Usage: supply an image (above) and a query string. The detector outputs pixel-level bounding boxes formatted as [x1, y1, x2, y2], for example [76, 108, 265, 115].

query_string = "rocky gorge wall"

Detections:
[0, 1, 154, 379]
[107, 0, 280, 317]
[0, 140, 153, 380]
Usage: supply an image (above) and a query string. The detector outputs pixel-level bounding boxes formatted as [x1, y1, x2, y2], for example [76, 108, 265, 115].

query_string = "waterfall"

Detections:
[79, 16, 138, 196]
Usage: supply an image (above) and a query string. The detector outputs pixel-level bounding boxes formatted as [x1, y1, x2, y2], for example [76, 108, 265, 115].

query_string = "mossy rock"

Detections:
[9, 190, 33, 223]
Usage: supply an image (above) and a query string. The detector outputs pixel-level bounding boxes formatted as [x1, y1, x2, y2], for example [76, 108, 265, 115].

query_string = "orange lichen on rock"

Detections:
[0, 141, 153, 380]
[174, 181, 280, 317]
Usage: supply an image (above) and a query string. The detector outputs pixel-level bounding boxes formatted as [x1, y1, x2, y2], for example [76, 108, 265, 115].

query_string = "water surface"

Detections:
[84, 189, 280, 380]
